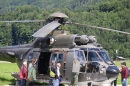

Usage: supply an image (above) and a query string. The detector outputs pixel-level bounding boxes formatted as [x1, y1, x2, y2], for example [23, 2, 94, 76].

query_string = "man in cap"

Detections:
[120, 62, 129, 86]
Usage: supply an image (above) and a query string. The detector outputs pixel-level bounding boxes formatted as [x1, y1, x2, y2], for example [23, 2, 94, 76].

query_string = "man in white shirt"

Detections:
[53, 63, 61, 86]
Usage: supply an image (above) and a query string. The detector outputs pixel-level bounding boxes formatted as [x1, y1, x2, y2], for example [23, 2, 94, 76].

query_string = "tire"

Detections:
[15, 80, 20, 86]
[88, 82, 92, 86]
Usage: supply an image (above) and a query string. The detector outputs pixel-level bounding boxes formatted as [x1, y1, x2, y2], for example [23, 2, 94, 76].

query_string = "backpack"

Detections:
[50, 67, 55, 78]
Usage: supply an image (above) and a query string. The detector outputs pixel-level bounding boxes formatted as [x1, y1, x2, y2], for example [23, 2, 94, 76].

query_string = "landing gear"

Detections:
[110, 80, 114, 86]
[15, 80, 20, 86]
[88, 82, 92, 86]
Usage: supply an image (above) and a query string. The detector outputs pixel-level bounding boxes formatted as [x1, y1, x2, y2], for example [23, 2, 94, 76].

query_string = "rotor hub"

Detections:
[50, 12, 69, 18]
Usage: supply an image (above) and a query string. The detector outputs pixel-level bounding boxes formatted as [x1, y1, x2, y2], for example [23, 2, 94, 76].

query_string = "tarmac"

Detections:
[3, 84, 130, 86]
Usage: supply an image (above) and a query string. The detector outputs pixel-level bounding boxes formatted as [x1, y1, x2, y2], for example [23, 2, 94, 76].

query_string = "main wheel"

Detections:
[88, 82, 92, 86]
[15, 80, 20, 86]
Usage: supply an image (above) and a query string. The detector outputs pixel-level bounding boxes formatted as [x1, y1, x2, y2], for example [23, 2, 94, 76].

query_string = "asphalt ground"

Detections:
[3, 84, 130, 86]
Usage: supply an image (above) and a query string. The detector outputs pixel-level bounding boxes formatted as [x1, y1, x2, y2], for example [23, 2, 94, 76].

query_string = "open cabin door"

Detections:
[65, 50, 86, 81]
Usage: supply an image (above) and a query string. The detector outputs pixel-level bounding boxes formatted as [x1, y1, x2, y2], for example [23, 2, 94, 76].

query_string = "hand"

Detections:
[123, 78, 126, 81]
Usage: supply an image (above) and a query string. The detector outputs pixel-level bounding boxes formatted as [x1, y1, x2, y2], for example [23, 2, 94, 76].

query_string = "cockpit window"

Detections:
[51, 53, 57, 62]
[57, 53, 63, 63]
[88, 52, 102, 61]
[98, 52, 111, 61]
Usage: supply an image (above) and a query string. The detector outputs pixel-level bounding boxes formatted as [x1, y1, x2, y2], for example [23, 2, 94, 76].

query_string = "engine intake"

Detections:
[88, 36, 97, 43]
[74, 35, 89, 45]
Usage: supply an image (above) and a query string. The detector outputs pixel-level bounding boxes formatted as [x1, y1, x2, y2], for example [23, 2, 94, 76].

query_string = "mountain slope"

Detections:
[0, 0, 108, 14]
[0, 0, 130, 58]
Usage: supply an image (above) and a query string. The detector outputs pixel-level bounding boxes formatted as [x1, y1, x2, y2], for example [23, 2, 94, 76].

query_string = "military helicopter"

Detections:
[0, 12, 130, 86]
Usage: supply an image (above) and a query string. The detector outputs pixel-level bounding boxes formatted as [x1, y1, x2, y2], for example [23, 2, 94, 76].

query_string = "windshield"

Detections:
[98, 51, 111, 62]
[88, 51, 102, 61]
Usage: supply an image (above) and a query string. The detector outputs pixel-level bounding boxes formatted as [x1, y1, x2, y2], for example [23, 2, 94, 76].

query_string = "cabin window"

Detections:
[75, 50, 86, 72]
[51, 53, 57, 63]
[28, 53, 33, 61]
[57, 53, 63, 63]
[88, 52, 102, 61]
[75, 50, 85, 62]
[20, 54, 23, 59]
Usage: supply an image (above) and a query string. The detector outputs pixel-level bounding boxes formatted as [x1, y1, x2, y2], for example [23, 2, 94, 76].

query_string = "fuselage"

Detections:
[0, 30, 120, 85]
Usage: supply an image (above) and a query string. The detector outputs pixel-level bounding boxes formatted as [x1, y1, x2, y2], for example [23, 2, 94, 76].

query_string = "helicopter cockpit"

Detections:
[82, 48, 113, 63]
[80, 48, 114, 74]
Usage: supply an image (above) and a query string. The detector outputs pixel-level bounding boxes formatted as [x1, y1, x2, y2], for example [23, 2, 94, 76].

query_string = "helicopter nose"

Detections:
[106, 66, 120, 79]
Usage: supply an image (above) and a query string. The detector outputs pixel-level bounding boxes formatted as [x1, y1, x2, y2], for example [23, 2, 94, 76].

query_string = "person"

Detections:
[48, 62, 56, 85]
[71, 61, 80, 86]
[71, 57, 80, 85]
[27, 64, 37, 86]
[120, 62, 129, 86]
[27, 59, 37, 86]
[28, 59, 37, 68]
[71, 72, 79, 86]
[53, 63, 61, 86]
[19, 61, 28, 86]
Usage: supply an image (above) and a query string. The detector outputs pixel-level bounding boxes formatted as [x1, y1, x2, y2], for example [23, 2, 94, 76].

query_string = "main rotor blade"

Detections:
[0, 20, 45, 23]
[32, 21, 61, 37]
[70, 22, 130, 35]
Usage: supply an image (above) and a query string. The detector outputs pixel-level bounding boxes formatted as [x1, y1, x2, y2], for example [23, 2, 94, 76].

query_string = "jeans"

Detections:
[20, 79, 25, 86]
[48, 78, 53, 86]
[122, 78, 128, 86]
[53, 79, 59, 86]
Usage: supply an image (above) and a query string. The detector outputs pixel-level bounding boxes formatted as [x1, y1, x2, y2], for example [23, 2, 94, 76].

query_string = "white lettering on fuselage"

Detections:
[86, 77, 90, 80]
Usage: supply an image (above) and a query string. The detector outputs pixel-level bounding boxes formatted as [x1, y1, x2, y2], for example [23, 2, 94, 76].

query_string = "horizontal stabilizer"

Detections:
[7, 51, 15, 56]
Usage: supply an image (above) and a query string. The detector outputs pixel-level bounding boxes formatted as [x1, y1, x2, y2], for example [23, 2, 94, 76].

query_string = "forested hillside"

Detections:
[0, 0, 130, 59]
[0, 0, 109, 14]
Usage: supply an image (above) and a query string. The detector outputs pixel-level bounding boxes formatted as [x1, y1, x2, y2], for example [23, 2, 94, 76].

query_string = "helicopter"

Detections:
[0, 12, 130, 86]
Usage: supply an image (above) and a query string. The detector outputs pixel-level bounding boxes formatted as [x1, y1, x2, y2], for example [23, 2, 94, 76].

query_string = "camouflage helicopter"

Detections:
[0, 12, 130, 86]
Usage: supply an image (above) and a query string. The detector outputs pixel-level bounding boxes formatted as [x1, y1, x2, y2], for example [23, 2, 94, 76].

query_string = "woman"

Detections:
[28, 64, 37, 86]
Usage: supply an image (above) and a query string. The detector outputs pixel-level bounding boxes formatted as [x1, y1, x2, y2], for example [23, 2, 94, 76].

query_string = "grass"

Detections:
[0, 63, 46, 85]
[0, 63, 19, 85]
[0, 61, 130, 85]
[115, 61, 130, 85]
